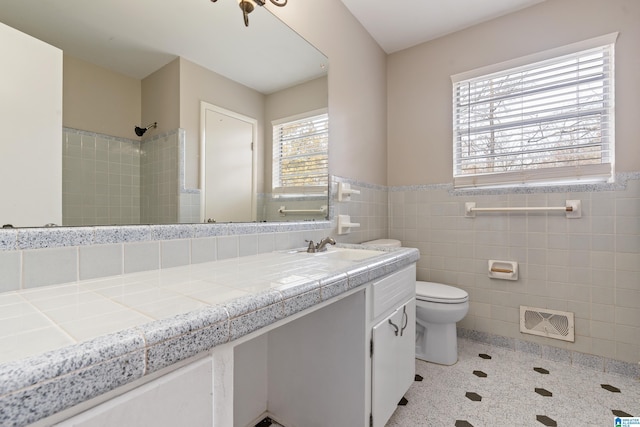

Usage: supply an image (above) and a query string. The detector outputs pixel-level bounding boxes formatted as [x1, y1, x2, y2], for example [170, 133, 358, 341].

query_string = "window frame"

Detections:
[271, 108, 329, 197]
[451, 33, 618, 189]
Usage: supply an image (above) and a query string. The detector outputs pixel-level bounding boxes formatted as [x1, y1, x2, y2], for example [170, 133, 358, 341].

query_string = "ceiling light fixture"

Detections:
[210, 0, 288, 27]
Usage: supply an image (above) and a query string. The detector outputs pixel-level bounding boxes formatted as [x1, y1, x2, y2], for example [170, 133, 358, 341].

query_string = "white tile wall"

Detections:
[140, 133, 179, 224]
[5, 172, 637, 367]
[216, 236, 239, 260]
[0, 251, 20, 293]
[161, 239, 191, 268]
[62, 128, 141, 226]
[79, 244, 123, 280]
[179, 192, 201, 223]
[331, 177, 389, 244]
[389, 178, 640, 364]
[64, 128, 202, 226]
[22, 248, 77, 288]
[124, 242, 160, 274]
[190, 237, 217, 264]
[261, 199, 327, 222]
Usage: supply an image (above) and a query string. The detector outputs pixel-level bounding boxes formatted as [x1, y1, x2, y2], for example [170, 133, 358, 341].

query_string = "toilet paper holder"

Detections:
[488, 260, 518, 280]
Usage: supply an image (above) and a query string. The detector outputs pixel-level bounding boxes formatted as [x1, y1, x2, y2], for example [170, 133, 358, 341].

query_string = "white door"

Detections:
[202, 104, 256, 223]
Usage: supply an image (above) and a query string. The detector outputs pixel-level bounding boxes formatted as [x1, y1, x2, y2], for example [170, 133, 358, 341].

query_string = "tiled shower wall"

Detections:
[142, 129, 203, 224]
[63, 128, 196, 226]
[62, 128, 141, 226]
[140, 130, 180, 224]
[388, 174, 640, 365]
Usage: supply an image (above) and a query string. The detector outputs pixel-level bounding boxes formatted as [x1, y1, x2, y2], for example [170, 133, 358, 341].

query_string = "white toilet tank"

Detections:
[362, 239, 402, 247]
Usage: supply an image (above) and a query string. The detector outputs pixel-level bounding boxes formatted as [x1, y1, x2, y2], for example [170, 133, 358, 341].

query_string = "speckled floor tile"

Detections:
[386, 338, 640, 426]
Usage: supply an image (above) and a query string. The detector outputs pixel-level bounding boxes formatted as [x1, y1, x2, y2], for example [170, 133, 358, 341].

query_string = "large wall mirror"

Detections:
[1, 0, 329, 227]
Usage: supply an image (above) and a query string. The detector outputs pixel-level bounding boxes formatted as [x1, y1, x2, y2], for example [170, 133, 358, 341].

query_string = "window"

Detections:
[272, 110, 328, 196]
[452, 33, 617, 189]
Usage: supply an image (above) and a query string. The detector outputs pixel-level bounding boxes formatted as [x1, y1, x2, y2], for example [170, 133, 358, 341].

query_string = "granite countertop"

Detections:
[0, 245, 419, 427]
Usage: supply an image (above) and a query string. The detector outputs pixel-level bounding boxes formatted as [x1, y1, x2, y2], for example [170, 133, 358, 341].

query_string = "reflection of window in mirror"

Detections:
[272, 109, 329, 197]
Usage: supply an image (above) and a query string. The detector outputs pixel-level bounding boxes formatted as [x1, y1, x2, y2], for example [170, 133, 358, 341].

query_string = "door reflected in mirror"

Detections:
[201, 104, 257, 223]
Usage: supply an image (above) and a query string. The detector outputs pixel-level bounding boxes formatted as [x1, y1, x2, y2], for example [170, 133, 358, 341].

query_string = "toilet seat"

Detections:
[416, 281, 468, 304]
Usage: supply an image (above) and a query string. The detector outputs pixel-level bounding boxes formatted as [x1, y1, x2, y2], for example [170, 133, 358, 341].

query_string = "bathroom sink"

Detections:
[287, 247, 385, 262]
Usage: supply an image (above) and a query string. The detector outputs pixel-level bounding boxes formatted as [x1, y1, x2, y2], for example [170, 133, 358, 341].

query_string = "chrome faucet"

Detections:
[306, 237, 336, 253]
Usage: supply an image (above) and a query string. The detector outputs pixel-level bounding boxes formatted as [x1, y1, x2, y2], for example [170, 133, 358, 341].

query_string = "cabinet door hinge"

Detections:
[370, 339, 373, 358]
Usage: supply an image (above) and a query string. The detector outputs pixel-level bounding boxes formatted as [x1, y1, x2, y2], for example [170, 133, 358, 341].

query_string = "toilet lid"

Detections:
[416, 281, 468, 303]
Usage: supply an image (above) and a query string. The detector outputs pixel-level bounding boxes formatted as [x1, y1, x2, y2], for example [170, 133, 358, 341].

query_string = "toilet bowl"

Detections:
[415, 281, 468, 365]
[363, 239, 469, 365]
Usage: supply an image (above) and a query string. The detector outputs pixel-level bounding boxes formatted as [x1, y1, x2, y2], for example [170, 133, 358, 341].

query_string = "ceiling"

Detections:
[0, 0, 327, 94]
[0, 0, 545, 92]
[340, 0, 546, 53]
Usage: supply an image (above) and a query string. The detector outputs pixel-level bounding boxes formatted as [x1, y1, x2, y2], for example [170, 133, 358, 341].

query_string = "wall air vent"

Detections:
[519, 306, 575, 342]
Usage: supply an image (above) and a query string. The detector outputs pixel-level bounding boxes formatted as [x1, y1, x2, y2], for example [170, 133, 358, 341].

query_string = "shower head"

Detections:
[134, 122, 157, 137]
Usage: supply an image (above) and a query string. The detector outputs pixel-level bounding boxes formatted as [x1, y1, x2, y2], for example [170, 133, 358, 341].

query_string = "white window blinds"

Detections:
[272, 111, 328, 194]
[452, 34, 616, 189]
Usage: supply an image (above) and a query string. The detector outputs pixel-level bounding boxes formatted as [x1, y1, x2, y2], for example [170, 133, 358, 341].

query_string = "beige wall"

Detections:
[141, 58, 180, 136]
[384, 0, 640, 364]
[265, 76, 328, 128]
[178, 58, 265, 190]
[63, 55, 141, 140]
[143, 58, 329, 194]
[172, 0, 387, 191]
[264, 76, 329, 190]
[270, 0, 388, 186]
[62, 0, 387, 191]
[387, 0, 640, 186]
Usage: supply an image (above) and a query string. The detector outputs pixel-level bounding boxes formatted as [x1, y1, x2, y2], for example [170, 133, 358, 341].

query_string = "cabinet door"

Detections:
[396, 298, 416, 399]
[371, 306, 401, 427]
[371, 298, 415, 427]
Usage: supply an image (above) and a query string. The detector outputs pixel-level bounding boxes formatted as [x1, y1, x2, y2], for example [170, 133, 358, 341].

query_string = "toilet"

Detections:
[414, 281, 469, 365]
[363, 239, 469, 365]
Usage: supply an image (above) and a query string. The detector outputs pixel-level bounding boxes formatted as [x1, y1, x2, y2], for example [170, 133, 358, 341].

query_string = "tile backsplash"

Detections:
[2, 172, 637, 366]
[0, 222, 332, 293]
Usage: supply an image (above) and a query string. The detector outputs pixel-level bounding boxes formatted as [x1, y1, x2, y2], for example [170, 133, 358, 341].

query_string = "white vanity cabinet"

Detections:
[49, 262, 418, 427]
[232, 263, 417, 427]
[370, 265, 416, 427]
[55, 357, 214, 427]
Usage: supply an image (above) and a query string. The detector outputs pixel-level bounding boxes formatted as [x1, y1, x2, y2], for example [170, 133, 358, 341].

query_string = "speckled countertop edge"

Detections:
[0, 221, 333, 251]
[0, 246, 419, 427]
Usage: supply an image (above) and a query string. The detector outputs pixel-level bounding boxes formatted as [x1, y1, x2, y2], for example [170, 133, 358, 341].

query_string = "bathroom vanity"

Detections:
[0, 245, 419, 427]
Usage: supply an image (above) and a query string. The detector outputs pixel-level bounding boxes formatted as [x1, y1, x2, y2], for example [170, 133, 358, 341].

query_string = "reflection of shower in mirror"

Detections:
[134, 122, 157, 137]
[1, 0, 329, 227]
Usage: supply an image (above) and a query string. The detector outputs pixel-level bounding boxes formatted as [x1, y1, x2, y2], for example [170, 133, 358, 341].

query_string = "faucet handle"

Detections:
[305, 240, 316, 253]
